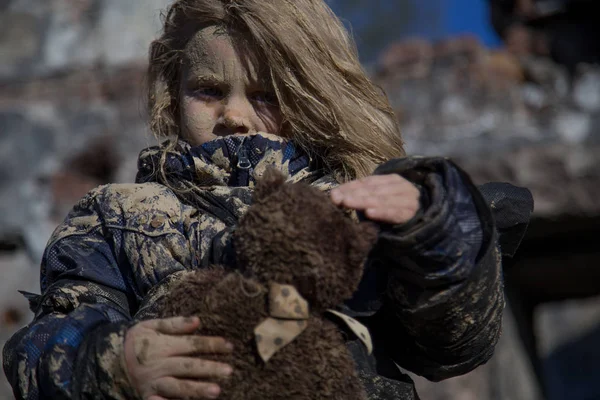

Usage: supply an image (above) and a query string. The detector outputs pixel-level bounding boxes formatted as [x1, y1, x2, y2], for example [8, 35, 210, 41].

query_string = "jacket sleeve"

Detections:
[356, 157, 531, 381]
[2, 183, 232, 400]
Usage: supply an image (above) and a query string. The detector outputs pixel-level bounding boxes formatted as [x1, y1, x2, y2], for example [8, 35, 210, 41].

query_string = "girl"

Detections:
[3, 0, 531, 399]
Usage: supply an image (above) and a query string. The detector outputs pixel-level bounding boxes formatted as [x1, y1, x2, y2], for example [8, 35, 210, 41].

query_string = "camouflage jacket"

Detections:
[3, 134, 533, 400]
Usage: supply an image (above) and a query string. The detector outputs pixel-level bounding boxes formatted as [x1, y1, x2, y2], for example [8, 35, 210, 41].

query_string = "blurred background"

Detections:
[1, 0, 599, 399]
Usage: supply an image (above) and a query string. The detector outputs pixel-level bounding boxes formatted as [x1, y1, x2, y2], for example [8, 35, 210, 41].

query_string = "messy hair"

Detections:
[147, 0, 405, 182]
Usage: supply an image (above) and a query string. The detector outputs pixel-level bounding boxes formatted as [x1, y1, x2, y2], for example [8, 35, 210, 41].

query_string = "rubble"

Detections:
[375, 36, 600, 218]
[0, 0, 169, 80]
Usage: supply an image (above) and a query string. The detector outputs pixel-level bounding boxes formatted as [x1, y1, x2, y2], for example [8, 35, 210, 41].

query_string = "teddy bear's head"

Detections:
[234, 169, 378, 311]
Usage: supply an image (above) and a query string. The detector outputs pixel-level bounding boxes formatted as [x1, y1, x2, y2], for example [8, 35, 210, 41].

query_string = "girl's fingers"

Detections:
[158, 357, 232, 379]
[133, 334, 233, 363]
[339, 187, 419, 211]
[334, 175, 410, 195]
[159, 335, 234, 357]
[153, 377, 221, 399]
[352, 181, 411, 198]
[360, 174, 409, 187]
[331, 177, 375, 204]
[332, 175, 418, 205]
[338, 195, 379, 210]
[334, 188, 410, 210]
[132, 318, 233, 362]
[339, 187, 416, 209]
[330, 188, 345, 205]
[140, 316, 200, 335]
[365, 207, 416, 224]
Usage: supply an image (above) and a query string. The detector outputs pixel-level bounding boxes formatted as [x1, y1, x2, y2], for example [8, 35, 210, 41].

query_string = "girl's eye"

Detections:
[251, 91, 278, 106]
[194, 86, 224, 99]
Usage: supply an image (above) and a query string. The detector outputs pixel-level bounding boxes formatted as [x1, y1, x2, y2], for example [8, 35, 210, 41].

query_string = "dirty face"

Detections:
[179, 26, 283, 146]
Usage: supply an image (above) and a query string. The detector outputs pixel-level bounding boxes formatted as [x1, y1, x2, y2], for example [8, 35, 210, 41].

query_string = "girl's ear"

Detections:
[254, 167, 287, 201]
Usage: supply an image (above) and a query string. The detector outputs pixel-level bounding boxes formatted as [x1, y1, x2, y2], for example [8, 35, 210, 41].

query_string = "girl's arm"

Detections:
[343, 157, 532, 381]
[3, 194, 138, 400]
[2, 183, 232, 399]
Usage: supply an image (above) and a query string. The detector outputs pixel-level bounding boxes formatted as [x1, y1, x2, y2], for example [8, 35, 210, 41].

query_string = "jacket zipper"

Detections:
[236, 144, 252, 170]
[235, 138, 252, 187]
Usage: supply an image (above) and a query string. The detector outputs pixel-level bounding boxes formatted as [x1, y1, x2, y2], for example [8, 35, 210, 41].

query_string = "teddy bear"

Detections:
[157, 168, 379, 400]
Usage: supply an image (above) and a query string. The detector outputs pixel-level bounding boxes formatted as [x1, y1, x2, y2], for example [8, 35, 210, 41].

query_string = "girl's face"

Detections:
[179, 26, 283, 146]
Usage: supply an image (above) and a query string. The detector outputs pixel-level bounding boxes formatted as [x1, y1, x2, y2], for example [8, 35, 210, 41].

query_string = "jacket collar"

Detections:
[136, 133, 316, 188]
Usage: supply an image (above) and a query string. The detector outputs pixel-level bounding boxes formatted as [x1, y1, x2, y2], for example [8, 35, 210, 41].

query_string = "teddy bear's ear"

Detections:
[254, 167, 287, 201]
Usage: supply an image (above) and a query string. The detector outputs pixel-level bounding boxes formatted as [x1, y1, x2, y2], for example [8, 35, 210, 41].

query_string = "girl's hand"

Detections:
[123, 316, 233, 400]
[330, 174, 420, 225]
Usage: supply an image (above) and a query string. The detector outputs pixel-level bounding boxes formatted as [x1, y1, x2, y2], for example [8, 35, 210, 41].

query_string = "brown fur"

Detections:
[158, 169, 378, 399]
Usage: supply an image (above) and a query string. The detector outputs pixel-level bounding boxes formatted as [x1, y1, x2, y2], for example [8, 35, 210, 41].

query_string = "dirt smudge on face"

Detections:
[179, 26, 279, 145]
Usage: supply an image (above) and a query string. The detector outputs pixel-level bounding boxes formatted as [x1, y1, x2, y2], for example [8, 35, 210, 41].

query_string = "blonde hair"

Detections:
[147, 0, 405, 182]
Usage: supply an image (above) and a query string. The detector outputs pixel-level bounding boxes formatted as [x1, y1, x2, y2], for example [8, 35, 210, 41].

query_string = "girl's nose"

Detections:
[222, 114, 250, 134]
[218, 97, 254, 135]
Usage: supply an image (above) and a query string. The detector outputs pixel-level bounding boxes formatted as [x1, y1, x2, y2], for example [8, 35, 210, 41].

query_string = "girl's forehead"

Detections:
[184, 26, 233, 64]
[183, 26, 267, 82]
